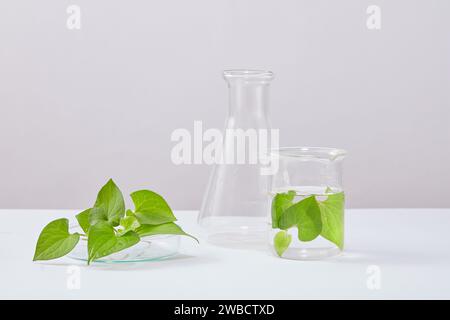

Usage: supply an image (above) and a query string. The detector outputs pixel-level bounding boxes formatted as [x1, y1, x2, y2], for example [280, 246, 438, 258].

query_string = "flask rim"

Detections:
[223, 69, 274, 81]
[271, 147, 347, 161]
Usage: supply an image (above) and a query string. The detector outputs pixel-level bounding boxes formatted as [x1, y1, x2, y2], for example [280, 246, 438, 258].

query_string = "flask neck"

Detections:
[227, 81, 270, 119]
[223, 70, 274, 127]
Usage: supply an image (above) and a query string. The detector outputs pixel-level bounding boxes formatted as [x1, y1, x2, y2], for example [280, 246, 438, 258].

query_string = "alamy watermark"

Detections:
[366, 5, 381, 30]
[67, 5, 81, 30]
[366, 265, 382, 290]
[66, 265, 81, 290]
[171, 121, 279, 175]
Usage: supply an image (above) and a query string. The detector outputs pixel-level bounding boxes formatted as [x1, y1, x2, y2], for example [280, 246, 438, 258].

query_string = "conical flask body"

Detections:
[198, 70, 275, 245]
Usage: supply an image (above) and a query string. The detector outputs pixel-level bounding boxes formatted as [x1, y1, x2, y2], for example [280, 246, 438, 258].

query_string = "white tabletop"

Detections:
[0, 208, 449, 299]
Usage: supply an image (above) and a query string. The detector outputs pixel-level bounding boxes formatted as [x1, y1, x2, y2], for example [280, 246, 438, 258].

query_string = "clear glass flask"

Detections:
[269, 147, 347, 260]
[198, 70, 275, 246]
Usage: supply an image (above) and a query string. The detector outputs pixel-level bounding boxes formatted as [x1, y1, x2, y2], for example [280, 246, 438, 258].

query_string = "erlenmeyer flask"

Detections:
[198, 69, 275, 245]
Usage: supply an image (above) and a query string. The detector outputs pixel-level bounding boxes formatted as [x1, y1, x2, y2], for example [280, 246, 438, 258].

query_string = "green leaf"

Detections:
[33, 218, 80, 261]
[131, 190, 176, 225]
[87, 221, 140, 264]
[273, 230, 292, 257]
[75, 208, 91, 233]
[271, 190, 296, 229]
[125, 209, 134, 217]
[279, 196, 322, 241]
[318, 192, 345, 249]
[118, 215, 140, 235]
[93, 179, 125, 226]
[136, 222, 198, 243]
[296, 197, 322, 241]
[88, 207, 108, 226]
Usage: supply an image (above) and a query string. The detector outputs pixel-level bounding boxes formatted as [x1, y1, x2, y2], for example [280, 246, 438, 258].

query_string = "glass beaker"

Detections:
[268, 147, 347, 260]
[198, 70, 275, 245]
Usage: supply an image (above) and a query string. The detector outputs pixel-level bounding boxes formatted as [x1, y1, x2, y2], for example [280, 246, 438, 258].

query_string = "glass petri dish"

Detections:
[67, 226, 180, 263]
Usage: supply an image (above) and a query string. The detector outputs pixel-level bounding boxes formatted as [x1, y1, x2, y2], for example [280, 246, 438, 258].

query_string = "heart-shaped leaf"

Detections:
[273, 230, 292, 257]
[33, 218, 80, 261]
[318, 192, 345, 249]
[93, 179, 125, 226]
[131, 190, 176, 225]
[87, 221, 140, 264]
[279, 196, 322, 241]
[271, 190, 296, 229]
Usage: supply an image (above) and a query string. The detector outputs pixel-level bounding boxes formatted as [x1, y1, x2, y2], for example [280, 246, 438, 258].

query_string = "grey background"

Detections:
[1, 1, 449, 210]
